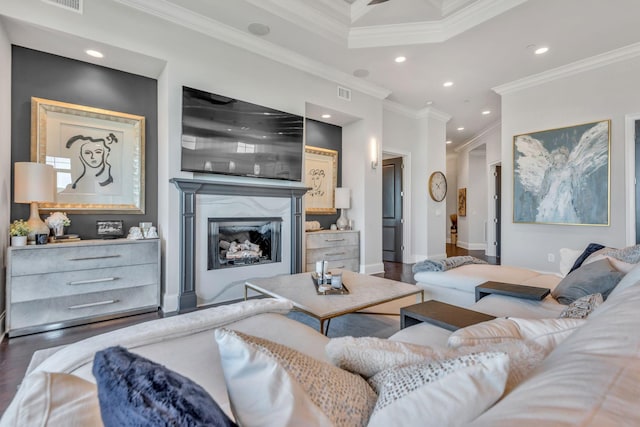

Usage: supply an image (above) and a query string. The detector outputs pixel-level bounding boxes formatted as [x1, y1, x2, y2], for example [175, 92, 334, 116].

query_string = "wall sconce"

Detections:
[335, 187, 350, 230]
[14, 162, 55, 243]
[370, 138, 378, 169]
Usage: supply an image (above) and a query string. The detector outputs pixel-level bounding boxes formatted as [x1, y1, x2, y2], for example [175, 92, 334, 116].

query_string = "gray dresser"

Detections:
[305, 230, 360, 273]
[6, 239, 160, 337]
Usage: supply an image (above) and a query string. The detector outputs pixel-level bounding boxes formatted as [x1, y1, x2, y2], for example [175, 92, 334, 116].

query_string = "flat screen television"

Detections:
[181, 86, 304, 181]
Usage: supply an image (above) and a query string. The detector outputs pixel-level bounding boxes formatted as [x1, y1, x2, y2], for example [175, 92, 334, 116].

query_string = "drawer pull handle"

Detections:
[69, 255, 122, 261]
[326, 252, 346, 256]
[68, 277, 118, 286]
[68, 299, 119, 310]
[325, 238, 346, 242]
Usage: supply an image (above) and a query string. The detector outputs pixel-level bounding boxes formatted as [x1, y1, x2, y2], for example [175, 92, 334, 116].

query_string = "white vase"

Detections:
[11, 236, 27, 247]
[54, 224, 64, 237]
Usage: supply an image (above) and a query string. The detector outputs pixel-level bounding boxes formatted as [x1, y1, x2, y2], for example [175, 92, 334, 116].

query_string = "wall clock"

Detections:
[428, 171, 447, 202]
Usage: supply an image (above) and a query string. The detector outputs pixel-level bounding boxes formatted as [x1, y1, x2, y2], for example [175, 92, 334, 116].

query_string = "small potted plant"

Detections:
[45, 212, 71, 237]
[10, 220, 29, 246]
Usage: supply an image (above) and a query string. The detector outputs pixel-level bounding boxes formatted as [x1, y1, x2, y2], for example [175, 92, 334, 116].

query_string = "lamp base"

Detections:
[26, 202, 50, 243]
[336, 209, 349, 230]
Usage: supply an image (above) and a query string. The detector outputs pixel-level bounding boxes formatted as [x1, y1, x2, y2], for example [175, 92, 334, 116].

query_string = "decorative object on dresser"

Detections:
[304, 146, 338, 214]
[45, 211, 71, 237]
[6, 239, 161, 337]
[334, 187, 350, 230]
[305, 230, 359, 273]
[97, 220, 124, 239]
[31, 97, 146, 214]
[9, 219, 30, 247]
[14, 162, 55, 243]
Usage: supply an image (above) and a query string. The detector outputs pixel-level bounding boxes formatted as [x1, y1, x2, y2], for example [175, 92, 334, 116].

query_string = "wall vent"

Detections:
[337, 86, 351, 101]
[41, 0, 83, 14]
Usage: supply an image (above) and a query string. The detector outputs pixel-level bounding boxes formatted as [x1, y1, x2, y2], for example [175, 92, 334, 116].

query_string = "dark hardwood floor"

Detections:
[0, 243, 497, 414]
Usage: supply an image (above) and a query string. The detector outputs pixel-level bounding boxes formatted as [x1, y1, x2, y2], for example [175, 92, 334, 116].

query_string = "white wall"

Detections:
[467, 148, 487, 249]
[500, 56, 640, 271]
[1, 1, 387, 311]
[0, 20, 10, 336]
[382, 105, 448, 262]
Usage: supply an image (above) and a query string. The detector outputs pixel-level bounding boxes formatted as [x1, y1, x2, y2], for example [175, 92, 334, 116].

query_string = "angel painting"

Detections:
[513, 120, 610, 225]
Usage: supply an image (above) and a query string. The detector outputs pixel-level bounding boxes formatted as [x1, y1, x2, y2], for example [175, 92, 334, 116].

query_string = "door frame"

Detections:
[382, 148, 412, 263]
[625, 113, 640, 246]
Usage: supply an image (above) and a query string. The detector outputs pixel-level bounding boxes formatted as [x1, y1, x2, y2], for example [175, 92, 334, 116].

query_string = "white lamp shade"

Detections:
[335, 187, 350, 209]
[14, 162, 55, 203]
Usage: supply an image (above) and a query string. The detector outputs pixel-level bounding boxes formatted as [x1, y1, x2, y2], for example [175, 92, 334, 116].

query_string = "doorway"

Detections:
[382, 157, 403, 262]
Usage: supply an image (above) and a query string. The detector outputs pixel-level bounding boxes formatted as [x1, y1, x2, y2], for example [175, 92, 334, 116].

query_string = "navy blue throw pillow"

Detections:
[93, 346, 237, 427]
[568, 243, 605, 275]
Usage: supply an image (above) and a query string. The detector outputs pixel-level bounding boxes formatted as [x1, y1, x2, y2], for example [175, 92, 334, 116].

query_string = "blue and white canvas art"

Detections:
[513, 120, 610, 225]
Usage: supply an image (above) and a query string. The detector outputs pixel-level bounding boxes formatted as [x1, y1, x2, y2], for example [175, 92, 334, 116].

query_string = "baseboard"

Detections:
[161, 293, 179, 314]
[361, 262, 385, 275]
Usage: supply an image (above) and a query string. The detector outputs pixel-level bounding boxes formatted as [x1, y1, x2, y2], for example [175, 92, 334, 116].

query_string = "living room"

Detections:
[2, 1, 640, 425]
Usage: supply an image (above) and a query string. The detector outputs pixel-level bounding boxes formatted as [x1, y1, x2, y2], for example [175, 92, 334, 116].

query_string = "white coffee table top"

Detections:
[245, 270, 423, 320]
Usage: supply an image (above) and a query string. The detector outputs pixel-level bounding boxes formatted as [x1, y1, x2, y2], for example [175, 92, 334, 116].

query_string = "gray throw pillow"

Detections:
[552, 259, 624, 305]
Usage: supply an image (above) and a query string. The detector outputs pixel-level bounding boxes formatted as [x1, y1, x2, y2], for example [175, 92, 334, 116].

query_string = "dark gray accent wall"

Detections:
[10, 46, 158, 238]
[305, 118, 342, 229]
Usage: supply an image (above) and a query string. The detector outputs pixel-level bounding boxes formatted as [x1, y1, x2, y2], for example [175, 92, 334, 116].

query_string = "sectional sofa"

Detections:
[2, 262, 640, 426]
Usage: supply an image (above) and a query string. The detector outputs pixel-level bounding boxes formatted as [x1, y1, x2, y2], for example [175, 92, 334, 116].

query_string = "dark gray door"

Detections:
[495, 165, 502, 259]
[383, 157, 403, 262]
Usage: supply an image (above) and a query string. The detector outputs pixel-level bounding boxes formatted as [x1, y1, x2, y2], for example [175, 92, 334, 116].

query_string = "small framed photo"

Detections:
[97, 220, 124, 238]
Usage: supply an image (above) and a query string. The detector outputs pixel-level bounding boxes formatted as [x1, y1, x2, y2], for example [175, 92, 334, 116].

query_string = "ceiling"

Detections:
[5, 0, 640, 150]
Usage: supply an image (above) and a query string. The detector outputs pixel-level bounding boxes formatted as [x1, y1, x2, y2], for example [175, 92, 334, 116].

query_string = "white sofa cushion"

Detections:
[367, 352, 509, 427]
[0, 372, 102, 427]
[215, 328, 377, 427]
[448, 317, 585, 352]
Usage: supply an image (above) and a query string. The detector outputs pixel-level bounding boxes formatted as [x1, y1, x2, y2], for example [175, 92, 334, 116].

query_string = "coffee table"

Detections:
[245, 271, 424, 334]
[401, 300, 496, 331]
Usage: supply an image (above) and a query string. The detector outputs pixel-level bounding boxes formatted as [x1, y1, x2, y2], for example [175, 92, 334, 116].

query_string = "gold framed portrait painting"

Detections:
[304, 146, 337, 215]
[31, 97, 145, 214]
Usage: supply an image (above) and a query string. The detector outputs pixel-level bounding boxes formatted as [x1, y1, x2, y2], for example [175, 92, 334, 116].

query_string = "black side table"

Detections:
[475, 281, 551, 302]
[401, 300, 496, 331]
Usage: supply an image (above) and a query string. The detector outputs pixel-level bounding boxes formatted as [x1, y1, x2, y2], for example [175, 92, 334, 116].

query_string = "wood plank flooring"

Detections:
[0, 244, 497, 414]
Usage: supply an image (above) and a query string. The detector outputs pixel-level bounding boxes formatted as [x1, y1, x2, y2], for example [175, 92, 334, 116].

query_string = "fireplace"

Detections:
[209, 217, 282, 269]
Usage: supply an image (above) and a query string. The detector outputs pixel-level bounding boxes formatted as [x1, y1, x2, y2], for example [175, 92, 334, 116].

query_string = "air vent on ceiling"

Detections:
[41, 0, 83, 14]
[337, 86, 352, 101]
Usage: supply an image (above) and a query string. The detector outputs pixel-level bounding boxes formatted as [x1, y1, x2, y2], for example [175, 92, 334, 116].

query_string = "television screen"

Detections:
[181, 86, 304, 181]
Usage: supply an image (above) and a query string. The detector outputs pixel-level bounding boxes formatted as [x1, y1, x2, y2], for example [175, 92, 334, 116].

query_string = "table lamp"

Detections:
[335, 187, 350, 230]
[14, 162, 55, 243]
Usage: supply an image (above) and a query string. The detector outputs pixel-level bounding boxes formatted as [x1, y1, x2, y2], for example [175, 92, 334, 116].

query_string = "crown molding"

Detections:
[418, 106, 452, 122]
[245, 0, 347, 45]
[113, 0, 391, 100]
[350, 0, 375, 24]
[454, 120, 501, 152]
[493, 41, 640, 95]
[349, 0, 527, 48]
[383, 100, 452, 122]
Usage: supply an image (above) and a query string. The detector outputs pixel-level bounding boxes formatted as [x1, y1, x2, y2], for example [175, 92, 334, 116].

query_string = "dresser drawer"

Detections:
[9, 284, 159, 333]
[306, 231, 359, 249]
[306, 258, 359, 273]
[10, 263, 158, 303]
[10, 241, 158, 276]
[306, 245, 359, 263]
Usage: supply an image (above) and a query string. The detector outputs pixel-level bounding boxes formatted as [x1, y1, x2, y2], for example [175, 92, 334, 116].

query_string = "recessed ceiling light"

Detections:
[535, 46, 549, 55]
[426, 101, 434, 106]
[321, 114, 331, 119]
[446, 140, 452, 144]
[457, 127, 465, 131]
[482, 110, 491, 115]
[443, 81, 454, 87]
[353, 69, 369, 78]
[248, 23, 270, 36]
[395, 56, 406, 63]
[85, 49, 103, 58]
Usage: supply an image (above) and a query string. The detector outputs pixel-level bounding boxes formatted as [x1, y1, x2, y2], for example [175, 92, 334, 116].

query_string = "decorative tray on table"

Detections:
[311, 273, 349, 295]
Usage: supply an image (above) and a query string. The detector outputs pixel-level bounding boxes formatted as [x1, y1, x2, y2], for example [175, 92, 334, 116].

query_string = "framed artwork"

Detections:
[458, 188, 467, 217]
[304, 146, 337, 214]
[513, 120, 610, 225]
[96, 220, 124, 238]
[31, 97, 146, 214]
